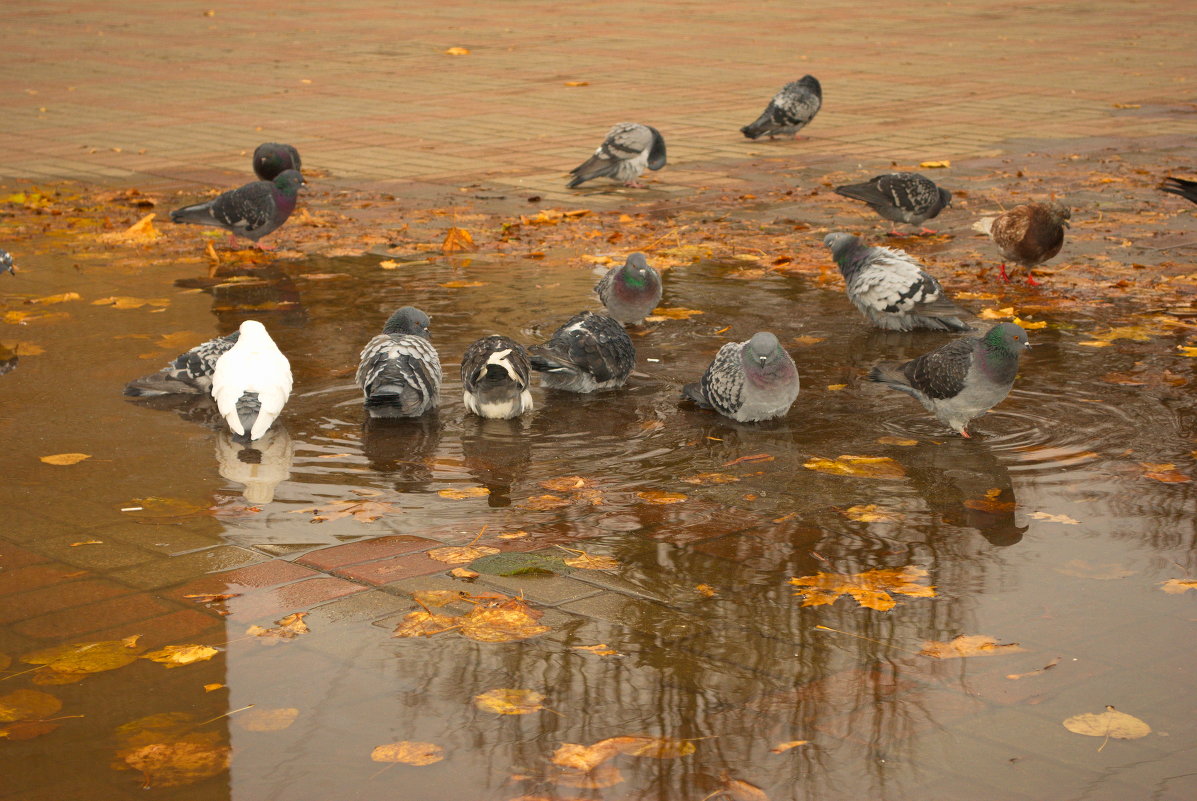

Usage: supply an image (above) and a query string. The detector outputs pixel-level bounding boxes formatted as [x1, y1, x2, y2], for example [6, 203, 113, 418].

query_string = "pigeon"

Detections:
[170, 169, 305, 245]
[568, 123, 666, 189]
[211, 320, 292, 441]
[741, 75, 823, 140]
[461, 335, 534, 419]
[834, 172, 952, 234]
[1161, 176, 1197, 205]
[253, 143, 302, 181]
[124, 330, 240, 397]
[529, 311, 634, 392]
[823, 232, 971, 332]
[0, 250, 14, 276]
[594, 252, 662, 325]
[683, 332, 799, 423]
[356, 306, 441, 418]
[868, 322, 1029, 437]
[986, 202, 1070, 285]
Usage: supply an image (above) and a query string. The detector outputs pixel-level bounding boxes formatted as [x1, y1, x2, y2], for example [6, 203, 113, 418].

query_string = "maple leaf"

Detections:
[788, 566, 935, 610]
[246, 613, 309, 639]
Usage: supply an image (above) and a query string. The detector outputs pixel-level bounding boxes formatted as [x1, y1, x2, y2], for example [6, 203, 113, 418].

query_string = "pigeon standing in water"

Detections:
[170, 169, 305, 246]
[253, 143, 302, 181]
[529, 311, 635, 392]
[356, 306, 441, 418]
[124, 331, 240, 396]
[834, 172, 952, 234]
[461, 335, 534, 419]
[0, 250, 14, 276]
[823, 232, 970, 332]
[594, 252, 662, 325]
[568, 123, 666, 189]
[741, 75, 823, 140]
[1161, 176, 1197, 205]
[211, 320, 292, 441]
[986, 202, 1070, 285]
[869, 323, 1029, 437]
[683, 332, 799, 423]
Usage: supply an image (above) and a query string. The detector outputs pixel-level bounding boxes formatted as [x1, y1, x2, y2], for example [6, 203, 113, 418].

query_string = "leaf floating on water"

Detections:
[392, 610, 459, 638]
[792, 335, 825, 346]
[0, 720, 61, 740]
[803, 455, 906, 479]
[826, 383, 847, 391]
[717, 774, 771, 801]
[28, 292, 81, 305]
[1176, 345, 1197, 357]
[521, 493, 572, 510]
[540, 475, 591, 492]
[235, 706, 299, 732]
[551, 740, 630, 772]
[441, 226, 476, 253]
[919, 634, 1026, 660]
[563, 80, 589, 87]
[841, 504, 903, 523]
[636, 490, 687, 504]
[443, 46, 470, 55]
[473, 688, 545, 715]
[645, 307, 704, 321]
[290, 498, 397, 523]
[722, 453, 774, 467]
[695, 584, 717, 598]
[426, 544, 500, 564]
[962, 487, 1016, 513]
[458, 605, 549, 643]
[91, 296, 170, 310]
[124, 741, 231, 789]
[1054, 559, 1137, 580]
[99, 212, 161, 244]
[203, 684, 224, 692]
[681, 472, 740, 485]
[1029, 511, 1079, 524]
[23, 636, 144, 677]
[1062, 706, 1151, 749]
[618, 736, 696, 759]
[979, 306, 1015, 320]
[573, 643, 619, 656]
[788, 566, 935, 610]
[438, 486, 490, 499]
[1161, 578, 1197, 594]
[246, 613, 309, 640]
[4, 309, 70, 325]
[0, 689, 63, 723]
[1007, 656, 1061, 680]
[39, 453, 91, 466]
[769, 740, 810, 754]
[410, 590, 461, 607]
[561, 552, 620, 570]
[1140, 462, 1191, 483]
[438, 280, 487, 288]
[140, 645, 219, 668]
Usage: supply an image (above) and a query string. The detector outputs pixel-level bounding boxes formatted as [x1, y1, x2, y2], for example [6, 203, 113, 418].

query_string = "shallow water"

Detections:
[2, 249, 1196, 800]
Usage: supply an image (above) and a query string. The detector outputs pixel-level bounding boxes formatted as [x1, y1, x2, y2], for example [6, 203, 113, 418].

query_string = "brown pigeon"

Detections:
[987, 202, 1070, 285]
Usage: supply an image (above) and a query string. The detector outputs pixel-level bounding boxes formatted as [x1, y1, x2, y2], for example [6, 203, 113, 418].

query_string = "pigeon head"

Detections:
[938, 187, 953, 210]
[983, 323, 1030, 356]
[745, 332, 785, 367]
[646, 126, 667, 171]
[253, 143, 301, 181]
[238, 320, 270, 341]
[798, 74, 822, 97]
[272, 169, 306, 196]
[621, 252, 652, 286]
[822, 232, 865, 272]
[0, 250, 13, 276]
[1046, 202, 1071, 228]
[383, 306, 431, 339]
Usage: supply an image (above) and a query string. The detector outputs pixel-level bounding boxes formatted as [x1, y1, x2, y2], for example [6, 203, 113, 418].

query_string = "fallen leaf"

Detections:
[636, 490, 687, 504]
[551, 739, 629, 772]
[458, 604, 549, 642]
[438, 486, 490, 499]
[39, 453, 91, 466]
[91, 296, 170, 310]
[246, 613, 309, 640]
[962, 487, 1016, 513]
[379, 259, 400, 269]
[1177, 345, 1197, 357]
[521, 494, 572, 510]
[1013, 316, 1047, 330]
[1028, 511, 1079, 524]
[718, 775, 770, 801]
[979, 306, 1016, 320]
[99, 213, 161, 244]
[441, 226, 476, 253]
[876, 436, 918, 446]
[769, 740, 810, 754]
[23, 636, 144, 677]
[695, 584, 717, 597]
[788, 566, 935, 610]
[123, 742, 230, 788]
[444, 46, 470, 55]
[919, 160, 951, 168]
[564, 81, 589, 87]
[392, 610, 459, 638]
[540, 475, 591, 492]
[1062, 706, 1151, 748]
[1054, 560, 1137, 580]
[1161, 578, 1197, 594]
[722, 453, 774, 467]
[645, 307, 704, 320]
[792, 335, 825, 346]
[426, 544, 500, 563]
[449, 567, 479, 579]
[411, 590, 461, 607]
[562, 552, 620, 570]
[439, 280, 487, 288]
[290, 499, 397, 523]
[1006, 656, 1061, 680]
[0, 720, 60, 740]
[1112, 103, 1141, 109]
[69, 539, 103, 547]
[826, 383, 847, 391]
[1141, 462, 1190, 483]
[1078, 340, 1113, 348]
[919, 634, 1026, 659]
[803, 455, 906, 479]
[372, 739, 446, 765]
[680, 472, 739, 485]
[28, 292, 81, 305]
[4, 309, 70, 325]
[183, 593, 241, 604]
[140, 645, 219, 668]
[617, 736, 696, 759]
[573, 643, 619, 656]
[473, 688, 545, 715]
[203, 684, 224, 692]
[235, 706, 299, 732]
[841, 504, 903, 523]
[0, 341, 45, 356]
[0, 689, 62, 723]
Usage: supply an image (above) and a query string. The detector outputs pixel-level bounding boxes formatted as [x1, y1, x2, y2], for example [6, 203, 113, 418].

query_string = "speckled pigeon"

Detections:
[987, 202, 1070, 285]
[741, 75, 823, 140]
[529, 311, 634, 392]
[835, 172, 952, 234]
[212, 320, 292, 441]
[253, 143, 302, 181]
[568, 123, 666, 188]
[594, 252, 662, 325]
[356, 306, 441, 418]
[0, 250, 14, 276]
[869, 322, 1029, 437]
[170, 169, 305, 244]
[683, 332, 799, 423]
[823, 232, 970, 332]
[461, 335, 534, 419]
[1161, 176, 1197, 205]
[124, 330, 240, 397]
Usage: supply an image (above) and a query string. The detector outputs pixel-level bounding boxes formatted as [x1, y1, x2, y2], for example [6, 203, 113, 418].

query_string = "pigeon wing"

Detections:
[858, 249, 968, 320]
[901, 337, 976, 400]
[356, 334, 442, 414]
[211, 182, 277, 238]
[701, 342, 745, 416]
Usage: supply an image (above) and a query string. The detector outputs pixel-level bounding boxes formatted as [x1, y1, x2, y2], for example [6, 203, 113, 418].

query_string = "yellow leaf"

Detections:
[540, 475, 591, 491]
[473, 688, 545, 715]
[426, 544, 499, 564]
[439, 280, 487, 288]
[645, 307, 703, 321]
[826, 383, 847, 391]
[616, 736, 696, 759]
[803, 455, 906, 479]
[410, 590, 461, 607]
[788, 566, 935, 610]
[379, 259, 400, 269]
[552, 740, 626, 772]
[680, 472, 739, 485]
[1029, 511, 1079, 524]
[695, 584, 717, 597]
[39, 453, 91, 466]
[1112, 103, 1141, 109]
[123, 741, 231, 789]
[1062, 706, 1151, 743]
[203, 684, 224, 692]
[1141, 462, 1190, 483]
[979, 307, 1015, 320]
[919, 634, 1026, 659]
[372, 740, 446, 765]
[770, 740, 810, 753]
[441, 226, 475, 253]
[876, 436, 917, 446]
[140, 644, 219, 668]
[458, 605, 549, 642]
[562, 552, 620, 570]
[521, 494, 572, 510]
[636, 490, 687, 504]
[1013, 316, 1047, 329]
[438, 486, 490, 499]
[0, 341, 45, 356]
[1078, 340, 1113, 348]
[919, 160, 951, 168]
[449, 567, 479, 579]
[443, 46, 470, 56]
[245, 612, 309, 639]
[792, 335, 825, 346]
[564, 80, 589, 87]
[29, 292, 81, 305]
[235, 707, 299, 732]
[0, 689, 63, 723]
[841, 504, 902, 523]
[391, 610, 459, 638]
[573, 643, 619, 656]
[4, 310, 69, 324]
[91, 296, 170, 310]
[22, 637, 144, 676]
[1177, 345, 1197, 357]
[1161, 578, 1197, 594]
[99, 213, 161, 243]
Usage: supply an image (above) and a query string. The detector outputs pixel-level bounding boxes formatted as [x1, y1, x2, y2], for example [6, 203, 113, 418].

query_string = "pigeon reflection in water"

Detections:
[461, 418, 534, 508]
[215, 426, 294, 505]
[360, 416, 442, 494]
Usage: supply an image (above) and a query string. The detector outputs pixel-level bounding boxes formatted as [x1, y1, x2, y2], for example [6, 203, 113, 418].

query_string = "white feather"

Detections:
[211, 320, 292, 440]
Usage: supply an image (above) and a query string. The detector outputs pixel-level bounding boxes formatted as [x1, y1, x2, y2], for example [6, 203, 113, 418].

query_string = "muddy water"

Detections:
[2, 249, 1196, 801]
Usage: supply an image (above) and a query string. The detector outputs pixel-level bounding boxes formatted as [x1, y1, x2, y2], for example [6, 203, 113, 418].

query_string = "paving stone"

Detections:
[296, 534, 440, 570]
[108, 545, 268, 590]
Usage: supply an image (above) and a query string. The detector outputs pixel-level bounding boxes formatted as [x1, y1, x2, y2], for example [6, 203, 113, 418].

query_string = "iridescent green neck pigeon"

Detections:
[170, 169, 305, 244]
[594, 252, 662, 325]
[683, 332, 799, 423]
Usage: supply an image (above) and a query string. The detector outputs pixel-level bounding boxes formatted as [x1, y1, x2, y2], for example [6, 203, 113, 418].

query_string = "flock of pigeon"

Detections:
[54, 75, 1195, 443]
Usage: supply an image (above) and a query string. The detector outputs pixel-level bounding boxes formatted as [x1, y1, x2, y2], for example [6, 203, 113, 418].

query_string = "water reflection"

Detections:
[460, 417, 533, 507]
[360, 415, 442, 493]
[215, 426, 294, 504]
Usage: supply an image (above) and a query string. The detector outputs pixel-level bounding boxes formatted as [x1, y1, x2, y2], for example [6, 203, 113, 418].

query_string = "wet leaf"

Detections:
[792, 335, 825, 346]
[183, 592, 241, 604]
[1006, 656, 1061, 680]
[438, 486, 490, 499]
[919, 160, 951, 168]
[459, 605, 550, 642]
[235, 706, 299, 732]
[564, 80, 589, 87]
[962, 487, 1016, 513]
[695, 584, 717, 597]
[427, 544, 500, 564]
[91, 296, 170, 310]
[246, 612, 309, 640]
[876, 435, 917, 446]
[636, 490, 687, 504]
[123, 741, 231, 788]
[371, 740, 445, 765]
[803, 455, 906, 479]
[392, 610, 460, 637]
[1140, 462, 1190, 483]
[788, 566, 935, 610]
[1029, 511, 1079, 524]
[4, 309, 70, 324]
[1062, 706, 1151, 746]
[379, 259, 400, 269]
[841, 504, 903, 523]
[540, 475, 592, 492]
[722, 453, 774, 467]
[826, 383, 848, 391]
[0, 689, 63, 723]
[39, 452, 91, 466]
[0, 720, 60, 740]
[441, 226, 476, 253]
[769, 740, 810, 753]
[1177, 345, 1197, 357]
[551, 740, 628, 772]
[617, 736, 696, 759]
[979, 306, 1015, 320]
[562, 552, 620, 570]
[573, 643, 619, 656]
[0, 340, 45, 356]
[140, 645, 219, 668]
[439, 280, 487, 288]
[443, 46, 470, 55]
[645, 307, 703, 321]
[411, 590, 461, 607]
[919, 634, 1026, 659]
[681, 472, 739, 485]
[23, 636, 144, 675]
[290, 499, 397, 523]
[473, 688, 545, 715]
[99, 213, 161, 244]
[1161, 578, 1197, 594]
[718, 775, 770, 801]
[28, 292, 81, 305]
[203, 684, 224, 692]
[521, 494, 572, 510]
[1055, 560, 1137, 580]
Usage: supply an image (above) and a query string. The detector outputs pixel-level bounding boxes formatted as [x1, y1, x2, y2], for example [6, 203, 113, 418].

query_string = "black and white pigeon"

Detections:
[529, 311, 635, 392]
[211, 320, 293, 441]
[741, 75, 823, 140]
[594, 252, 662, 325]
[170, 169, 305, 245]
[356, 306, 442, 418]
[1161, 176, 1197, 206]
[461, 335, 533, 419]
[568, 123, 666, 189]
[124, 331, 240, 397]
[823, 232, 970, 332]
[869, 322, 1029, 437]
[1, 250, 14, 276]
[683, 332, 799, 423]
[834, 172, 952, 234]
[253, 143, 302, 181]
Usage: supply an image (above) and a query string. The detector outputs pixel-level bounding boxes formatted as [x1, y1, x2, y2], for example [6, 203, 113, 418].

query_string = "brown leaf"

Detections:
[792, 335, 825, 346]
[1140, 462, 1190, 483]
[0, 689, 63, 723]
[22, 636, 144, 675]
[841, 504, 902, 522]
[140, 645, 219, 668]
[919, 634, 1026, 659]
[458, 605, 549, 643]
[410, 590, 461, 607]
[788, 566, 935, 610]
[719, 775, 771, 801]
[553, 763, 625, 789]
[636, 490, 687, 504]
[680, 472, 739, 485]
[521, 494, 573, 510]
[371, 740, 446, 765]
[572, 643, 619, 656]
[392, 610, 459, 638]
[438, 486, 491, 499]
[769, 740, 810, 754]
[99, 213, 161, 244]
[290, 499, 397, 523]
[439, 280, 487, 288]
[1062, 706, 1151, 744]
[540, 475, 591, 492]
[473, 688, 545, 715]
[803, 455, 906, 479]
[722, 453, 774, 467]
[695, 584, 717, 598]
[123, 742, 231, 789]
[0, 720, 60, 740]
[39, 452, 91, 466]
[563, 81, 589, 87]
[449, 567, 479, 579]
[426, 545, 500, 564]
[441, 226, 476, 253]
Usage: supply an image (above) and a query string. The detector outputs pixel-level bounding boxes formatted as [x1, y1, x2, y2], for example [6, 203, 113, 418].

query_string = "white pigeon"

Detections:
[211, 320, 292, 441]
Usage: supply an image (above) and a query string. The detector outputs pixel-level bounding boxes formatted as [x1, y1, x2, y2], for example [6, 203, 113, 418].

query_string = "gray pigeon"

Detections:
[253, 143, 302, 181]
[683, 332, 799, 423]
[170, 169, 305, 244]
[356, 307, 441, 418]
[823, 232, 970, 332]
[461, 335, 533, 419]
[594, 252, 662, 325]
[834, 172, 952, 234]
[568, 123, 666, 188]
[529, 311, 634, 392]
[869, 323, 1029, 437]
[987, 202, 1070, 285]
[741, 75, 823, 140]
[124, 331, 240, 397]
[1161, 176, 1197, 205]
[0, 250, 14, 276]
